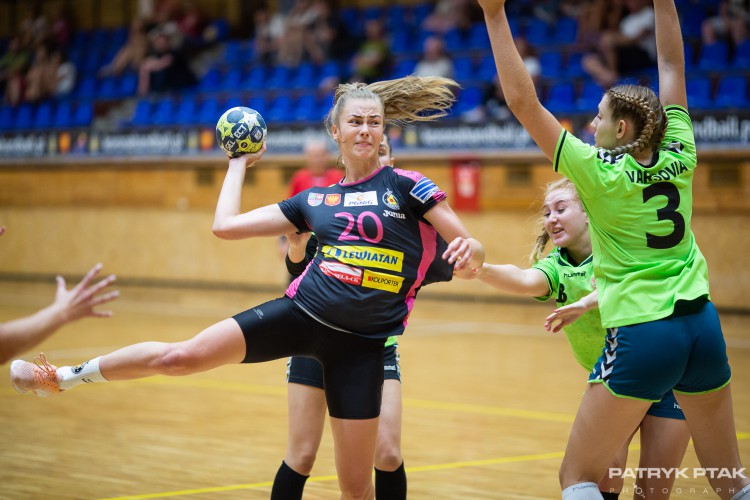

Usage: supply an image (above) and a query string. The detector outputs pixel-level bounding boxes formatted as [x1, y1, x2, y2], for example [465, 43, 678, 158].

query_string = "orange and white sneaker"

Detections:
[10, 353, 62, 397]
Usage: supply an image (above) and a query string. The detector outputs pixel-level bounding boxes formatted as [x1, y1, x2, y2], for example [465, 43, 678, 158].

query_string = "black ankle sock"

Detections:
[375, 461, 406, 500]
[601, 492, 620, 500]
[270, 461, 308, 500]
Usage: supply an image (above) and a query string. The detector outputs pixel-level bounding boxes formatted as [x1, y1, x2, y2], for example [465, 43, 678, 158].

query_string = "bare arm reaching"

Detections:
[654, 0, 687, 108]
[0, 263, 118, 364]
[478, 0, 563, 160]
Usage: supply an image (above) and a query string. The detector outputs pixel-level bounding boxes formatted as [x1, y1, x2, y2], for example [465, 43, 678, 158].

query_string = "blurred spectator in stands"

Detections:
[422, 0, 472, 35]
[414, 36, 454, 78]
[303, 0, 345, 65]
[137, 30, 196, 95]
[20, 2, 48, 47]
[176, 0, 208, 54]
[582, 0, 655, 88]
[99, 17, 150, 77]
[50, 48, 76, 98]
[702, 0, 749, 46]
[48, 3, 73, 49]
[0, 36, 30, 104]
[515, 36, 541, 84]
[277, 0, 321, 66]
[351, 19, 391, 83]
[24, 43, 53, 102]
[252, 6, 285, 66]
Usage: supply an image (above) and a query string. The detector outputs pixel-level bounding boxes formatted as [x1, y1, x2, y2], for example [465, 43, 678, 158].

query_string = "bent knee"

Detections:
[374, 445, 402, 472]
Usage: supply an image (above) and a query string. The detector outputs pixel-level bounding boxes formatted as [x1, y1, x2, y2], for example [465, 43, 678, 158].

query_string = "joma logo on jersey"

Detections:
[322, 245, 403, 272]
[363, 270, 404, 293]
[344, 191, 378, 207]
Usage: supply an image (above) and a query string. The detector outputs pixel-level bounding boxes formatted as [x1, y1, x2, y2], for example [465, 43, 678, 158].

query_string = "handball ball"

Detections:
[215, 106, 267, 157]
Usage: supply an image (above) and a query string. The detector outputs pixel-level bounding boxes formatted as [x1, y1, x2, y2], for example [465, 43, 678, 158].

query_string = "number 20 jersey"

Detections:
[553, 105, 710, 328]
[278, 166, 451, 339]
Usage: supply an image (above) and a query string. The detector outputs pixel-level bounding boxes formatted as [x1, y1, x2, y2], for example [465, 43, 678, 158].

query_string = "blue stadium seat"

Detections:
[72, 101, 93, 127]
[174, 97, 198, 125]
[248, 96, 267, 115]
[267, 65, 293, 89]
[467, 22, 491, 51]
[76, 76, 96, 99]
[0, 106, 14, 131]
[292, 62, 318, 90]
[294, 93, 321, 122]
[544, 82, 577, 113]
[539, 51, 564, 78]
[525, 19, 550, 46]
[684, 43, 696, 72]
[34, 101, 54, 128]
[199, 67, 222, 93]
[553, 17, 578, 44]
[577, 81, 604, 110]
[477, 55, 498, 82]
[53, 101, 73, 128]
[714, 76, 748, 108]
[453, 56, 475, 82]
[220, 68, 243, 92]
[118, 72, 138, 97]
[453, 86, 483, 116]
[223, 40, 241, 64]
[390, 58, 417, 79]
[129, 99, 152, 127]
[686, 77, 712, 109]
[244, 65, 267, 90]
[224, 96, 243, 110]
[196, 97, 220, 126]
[97, 77, 119, 99]
[443, 29, 465, 52]
[15, 104, 33, 129]
[697, 41, 729, 72]
[265, 95, 294, 123]
[386, 5, 407, 30]
[565, 52, 586, 78]
[389, 30, 413, 56]
[733, 40, 750, 70]
[152, 98, 176, 125]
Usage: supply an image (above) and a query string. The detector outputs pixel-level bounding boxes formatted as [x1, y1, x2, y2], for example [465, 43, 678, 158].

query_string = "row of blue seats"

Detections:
[0, 100, 93, 131]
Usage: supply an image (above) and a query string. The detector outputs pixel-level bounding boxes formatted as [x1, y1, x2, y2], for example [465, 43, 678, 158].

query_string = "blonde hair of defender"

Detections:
[529, 178, 582, 263]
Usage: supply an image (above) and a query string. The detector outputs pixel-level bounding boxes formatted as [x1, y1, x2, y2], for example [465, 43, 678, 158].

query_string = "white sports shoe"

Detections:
[10, 353, 62, 397]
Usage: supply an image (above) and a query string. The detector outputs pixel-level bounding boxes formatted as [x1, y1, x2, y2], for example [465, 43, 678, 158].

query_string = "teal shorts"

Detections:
[589, 299, 731, 401]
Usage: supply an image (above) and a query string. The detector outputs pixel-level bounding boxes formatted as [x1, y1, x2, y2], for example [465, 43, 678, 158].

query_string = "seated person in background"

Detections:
[414, 36, 454, 79]
[582, 0, 656, 88]
[137, 30, 196, 95]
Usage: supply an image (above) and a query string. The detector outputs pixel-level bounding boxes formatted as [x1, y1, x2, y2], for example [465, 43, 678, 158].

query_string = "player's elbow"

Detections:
[212, 222, 238, 240]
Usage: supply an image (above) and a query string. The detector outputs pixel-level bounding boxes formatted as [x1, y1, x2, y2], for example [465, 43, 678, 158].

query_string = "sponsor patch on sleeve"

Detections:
[409, 177, 440, 203]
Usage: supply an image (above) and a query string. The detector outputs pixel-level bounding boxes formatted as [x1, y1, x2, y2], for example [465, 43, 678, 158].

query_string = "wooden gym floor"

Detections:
[0, 282, 748, 500]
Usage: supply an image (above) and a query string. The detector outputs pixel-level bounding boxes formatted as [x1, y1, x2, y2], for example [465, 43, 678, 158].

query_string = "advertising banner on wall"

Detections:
[0, 111, 748, 160]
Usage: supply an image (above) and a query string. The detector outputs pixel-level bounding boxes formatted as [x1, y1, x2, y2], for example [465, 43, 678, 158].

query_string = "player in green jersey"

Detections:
[459, 178, 690, 499]
[478, 0, 749, 499]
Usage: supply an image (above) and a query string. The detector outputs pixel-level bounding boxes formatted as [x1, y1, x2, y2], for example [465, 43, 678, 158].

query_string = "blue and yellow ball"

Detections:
[215, 106, 267, 157]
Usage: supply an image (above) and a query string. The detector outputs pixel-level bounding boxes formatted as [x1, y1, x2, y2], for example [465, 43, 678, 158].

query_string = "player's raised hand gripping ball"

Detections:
[215, 107, 267, 157]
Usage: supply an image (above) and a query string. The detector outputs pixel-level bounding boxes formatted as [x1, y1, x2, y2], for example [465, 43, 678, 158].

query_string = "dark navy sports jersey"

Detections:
[278, 166, 452, 339]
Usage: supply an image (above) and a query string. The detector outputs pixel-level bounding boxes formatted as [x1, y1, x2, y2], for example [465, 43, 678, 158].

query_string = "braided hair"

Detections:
[605, 84, 667, 157]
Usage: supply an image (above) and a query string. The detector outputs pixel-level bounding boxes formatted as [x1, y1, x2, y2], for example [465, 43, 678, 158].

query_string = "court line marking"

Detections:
[99, 434, 750, 500]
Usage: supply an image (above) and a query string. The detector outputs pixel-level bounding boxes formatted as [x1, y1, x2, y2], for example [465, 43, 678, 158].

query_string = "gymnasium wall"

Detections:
[1, 155, 749, 311]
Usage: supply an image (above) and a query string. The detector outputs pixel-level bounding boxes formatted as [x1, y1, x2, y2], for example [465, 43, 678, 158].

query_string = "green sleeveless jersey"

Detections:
[553, 105, 710, 327]
[533, 248, 604, 371]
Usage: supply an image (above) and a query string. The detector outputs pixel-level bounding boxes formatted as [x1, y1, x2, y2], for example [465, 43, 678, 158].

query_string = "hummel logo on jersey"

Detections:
[72, 362, 87, 374]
